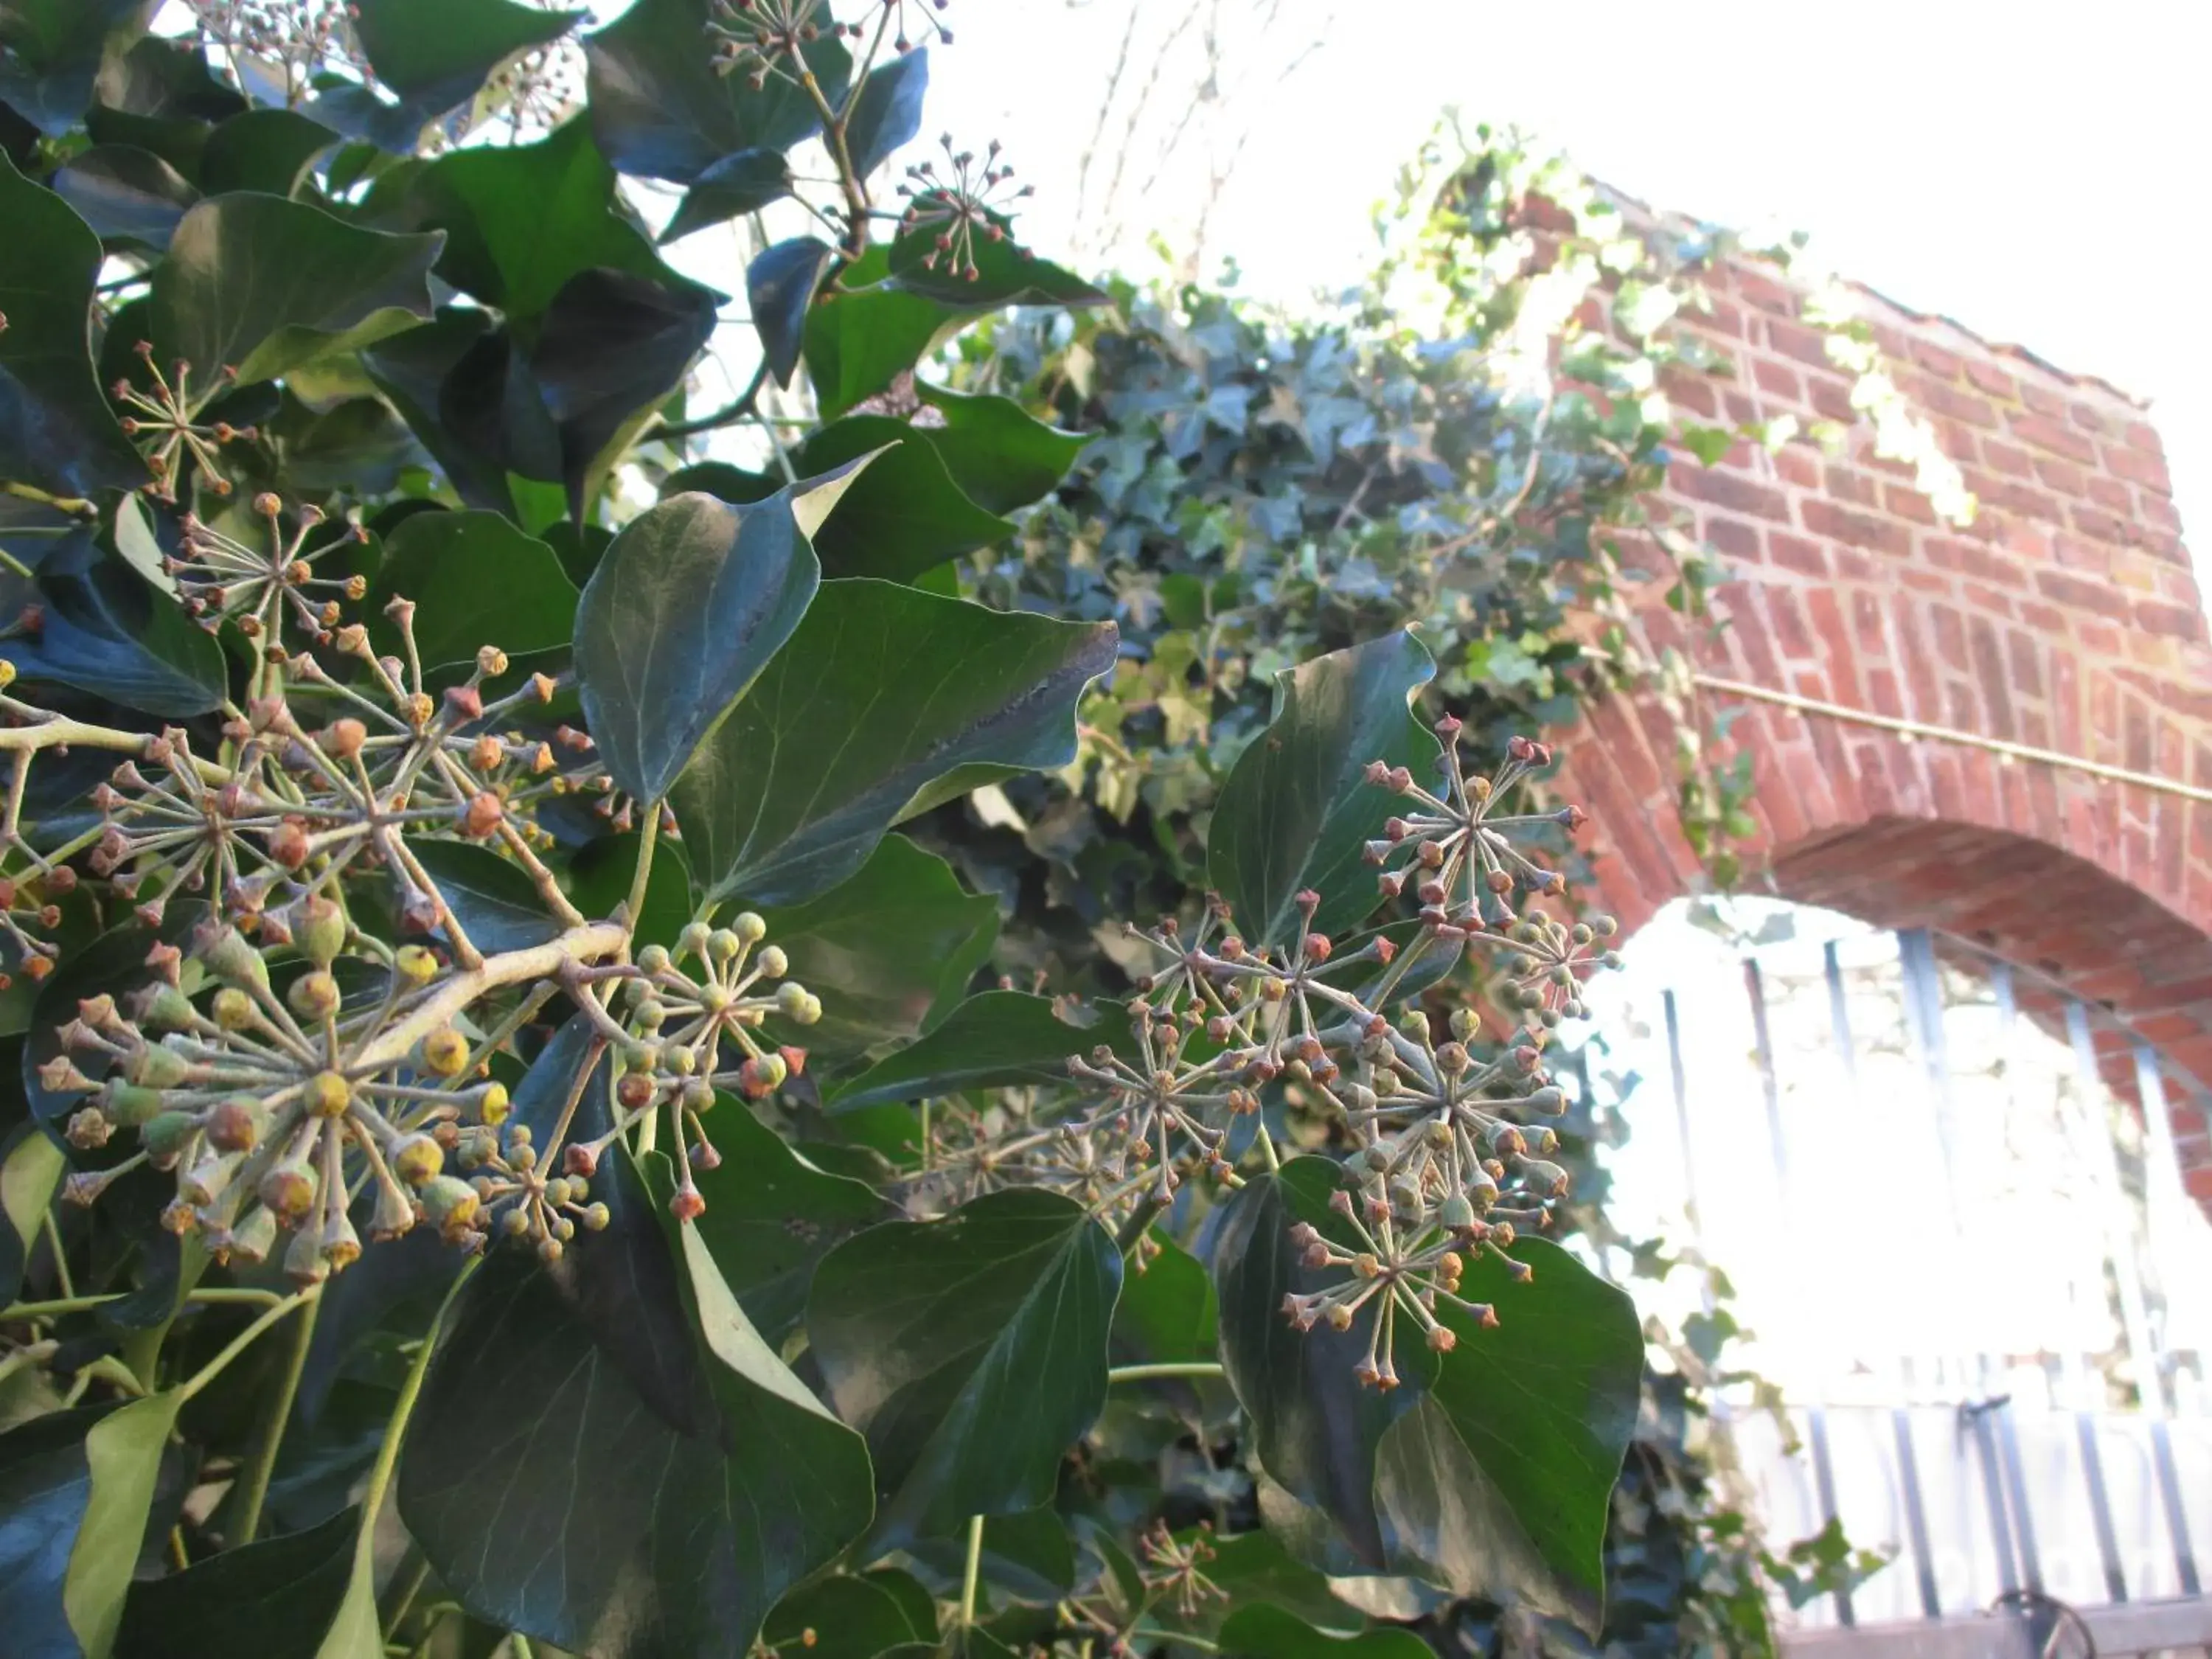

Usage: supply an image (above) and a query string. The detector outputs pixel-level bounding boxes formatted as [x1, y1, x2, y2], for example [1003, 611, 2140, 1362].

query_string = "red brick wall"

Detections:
[1554, 247, 2212, 1210]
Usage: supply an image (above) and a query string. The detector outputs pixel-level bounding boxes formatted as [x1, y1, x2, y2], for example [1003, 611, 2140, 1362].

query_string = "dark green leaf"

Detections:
[661, 146, 791, 243]
[905, 1506, 1077, 1605]
[670, 580, 1116, 905]
[115, 1507, 362, 1659]
[1, 531, 227, 717]
[567, 829, 690, 942]
[49, 143, 196, 247]
[1217, 1605, 1431, 1659]
[371, 507, 578, 669]
[361, 307, 515, 512]
[349, 0, 581, 136]
[913, 381, 1088, 514]
[0, 150, 145, 495]
[749, 236, 837, 389]
[686, 1099, 889, 1346]
[0, 1406, 111, 1655]
[1112, 1232, 1217, 1367]
[844, 49, 928, 178]
[797, 419, 1015, 581]
[763, 1573, 928, 1659]
[0, 0, 155, 136]
[574, 471, 866, 805]
[0, 1120, 63, 1305]
[148, 192, 444, 384]
[662, 460, 776, 505]
[887, 210, 1107, 308]
[828, 990, 1132, 1110]
[756, 834, 997, 1062]
[70, 1390, 185, 1658]
[808, 1188, 1121, 1552]
[802, 248, 962, 420]
[404, 841, 560, 955]
[582, 0, 849, 184]
[1208, 631, 1439, 948]
[1200, 1531, 1366, 1636]
[198, 108, 338, 197]
[400, 1114, 874, 1659]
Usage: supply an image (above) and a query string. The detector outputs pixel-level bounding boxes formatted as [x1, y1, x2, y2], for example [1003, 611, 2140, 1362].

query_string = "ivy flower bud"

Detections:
[394, 946, 439, 988]
[288, 970, 341, 1020]
[391, 1133, 444, 1186]
[420, 1175, 480, 1239]
[259, 1160, 317, 1222]
[776, 981, 819, 1023]
[732, 911, 767, 945]
[212, 987, 256, 1030]
[756, 945, 788, 978]
[418, 1026, 470, 1079]
[304, 1069, 351, 1118]
[206, 1096, 269, 1153]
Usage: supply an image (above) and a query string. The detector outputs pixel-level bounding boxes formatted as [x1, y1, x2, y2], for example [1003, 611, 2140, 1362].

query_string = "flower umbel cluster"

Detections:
[896, 137, 1033, 282]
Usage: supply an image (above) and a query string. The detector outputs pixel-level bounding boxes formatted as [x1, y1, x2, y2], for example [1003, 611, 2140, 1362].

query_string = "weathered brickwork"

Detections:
[1554, 247, 2212, 1208]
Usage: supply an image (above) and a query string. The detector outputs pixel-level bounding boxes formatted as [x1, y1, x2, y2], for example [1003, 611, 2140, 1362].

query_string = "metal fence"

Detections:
[1613, 907, 2212, 1655]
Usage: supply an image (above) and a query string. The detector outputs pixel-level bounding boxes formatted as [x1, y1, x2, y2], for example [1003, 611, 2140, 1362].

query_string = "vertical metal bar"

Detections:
[2129, 1043, 2205, 1597]
[2077, 1410, 2129, 1603]
[1965, 1406, 2020, 1597]
[1892, 1398, 1944, 1618]
[1985, 966, 2046, 1596]
[1662, 988, 1703, 1243]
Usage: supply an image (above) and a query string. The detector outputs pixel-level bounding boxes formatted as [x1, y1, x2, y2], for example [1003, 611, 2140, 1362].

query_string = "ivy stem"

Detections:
[959, 1513, 986, 1627]
[0, 481, 96, 518]
[1113, 1195, 1169, 1257]
[41, 1210, 73, 1298]
[177, 1284, 323, 1405]
[624, 804, 661, 936]
[1253, 1121, 1281, 1172]
[357, 1256, 481, 1542]
[1105, 1363, 1225, 1384]
[1, 1285, 290, 1322]
[229, 1288, 321, 1545]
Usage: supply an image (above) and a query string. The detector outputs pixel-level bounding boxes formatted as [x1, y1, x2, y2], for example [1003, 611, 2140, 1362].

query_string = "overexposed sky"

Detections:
[920, 0, 2211, 571]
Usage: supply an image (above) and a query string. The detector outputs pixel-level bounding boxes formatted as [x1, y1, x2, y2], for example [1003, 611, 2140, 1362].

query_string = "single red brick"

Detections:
[2104, 444, 2172, 495]
[1768, 532, 1829, 577]
[2010, 411, 2100, 465]
[1964, 358, 2018, 400]
[2034, 568, 2135, 623]
[1752, 358, 1802, 400]
[2137, 599, 2207, 639]
[1981, 439, 2032, 479]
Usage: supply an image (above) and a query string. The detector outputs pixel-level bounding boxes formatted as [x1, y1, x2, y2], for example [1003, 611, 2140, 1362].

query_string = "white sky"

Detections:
[918, 0, 2212, 574]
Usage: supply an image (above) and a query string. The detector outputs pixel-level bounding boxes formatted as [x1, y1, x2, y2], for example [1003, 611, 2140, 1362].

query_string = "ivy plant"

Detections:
[0, 7, 1655, 1659]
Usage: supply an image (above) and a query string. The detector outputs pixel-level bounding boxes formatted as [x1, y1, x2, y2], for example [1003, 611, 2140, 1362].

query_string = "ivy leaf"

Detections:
[0, 0, 154, 136]
[670, 580, 1116, 905]
[887, 209, 1107, 308]
[756, 834, 998, 1061]
[764, 1571, 935, 1659]
[685, 1099, 890, 1346]
[0, 531, 227, 717]
[661, 147, 791, 243]
[808, 1189, 1121, 1553]
[361, 307, 515, 512]
[912, 381, 1088, 514]
[336, 0, 582, 150]
[148, 192, 444, 385]
[403, 841, 559, 956]
[844, 49, 928, 179]
[802, 249, 964, 420]
[49, 143, 196, 248]
[1208, 631, 1439, 948]
[1112, 1233, 1217, 1368]
[830, 991, 1133, 1110]
[399, 1120, 874, 1659]
[795, 419, 1015, 582]
[574, 471, 868, 807]
[1217, 1606, 1432, 1659]
[114, 1507, 369, 1659]
[0, 1121, 63, 1305]
[198, 108, 338, 197]
[749, 237, 838, 389]
[369, 507, 578, 670]
[0, 151, 145, 495]
[582, 0, 849, 184]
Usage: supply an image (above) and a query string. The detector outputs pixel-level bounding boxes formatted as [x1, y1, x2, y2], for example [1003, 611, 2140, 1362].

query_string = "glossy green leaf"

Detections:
[0, 532, 227, 717]
[661, 146, 791, 243]
[0, 0, 154, 136]
[749, 236, 838, 389]
[1112, 1233, 1217, 1367]
[0, 1407, 110, 1655]
[198, 108, 338, 197]
[0, 150, 145, 495]
[763, 1572, 932, 1659]
[582, 0, 849, 184]
[1210, 1157, 1640, 1635]
[403, 841, 559, 955]
[828, 990, 1133, 1110]
[69, 1390, 187, 1659]
[844, 48, 928, 179]
[1199, 1531, 1366, 1636]
[148, 192, 443, 385]
[49, 143, 196, 247]
[349, 0, 581, 115]
[887, 210, 1107, 308]
[0, 1120, 63, 1305]
[808, 1188, 1121, 1552]
[115, 1507, 371, 1659]
[686, 1100, 890, 1346]
[399, 1127, 874, 1659]
[371, 507, 578, 669]
[360, 307, 515, 512]
[1208, 631, 1439, 948]
[756, 834, 998, 1060]
[1217, 1605, 1431, 1659]
[802, 248, 963, 420]
[574, 471, 868, 806]
[905, 1506, 1077, 1605]
[670, 579, 1117, 905]
[914, 380, 1088, 514]
[798, 419, 1016, 581]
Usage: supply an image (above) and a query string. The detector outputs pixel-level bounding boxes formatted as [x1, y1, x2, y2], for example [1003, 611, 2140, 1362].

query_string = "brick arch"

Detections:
[1549, 239, 2212, 1211]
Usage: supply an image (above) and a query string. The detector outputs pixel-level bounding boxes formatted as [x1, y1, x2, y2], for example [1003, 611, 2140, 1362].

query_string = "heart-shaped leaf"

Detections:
[49, 143, 196, 247]
[686, 1098, 890, 1345]
[370, 507, 578, 670]
[347, 0, 582, 139]
[670, 579, 1116, 905]
[0, 531, 227, 717]
[1208, 631, 1439, 948]
[198, 108, 338, 197]
[114, 1506, 366, 1659]
[0, 151, 145, 495]
[574, 471, 869, 806]
[913, 380, 1087, 514]
[399, 1105, 874, 1659]
[808, 1188, 1121, 1552]
[1209, 1157, 1640, 1635]
[802, 248, 964, 420]
[0, 0, 155, 136]
[829, 990, 1133, 1110]
[0, 1122, 65, 1305]
[402, 841, 560, 955]
[796, 418, 1016, 581]
[148, 192, 444, 384]
[750, 236, 838, 389]
[582, 0, 849, 184]
[756, 834, 998, 1062]
[764, 1570, 936, 1659]
[661, 146, 792, 243]
[844, 48, 928, 179]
